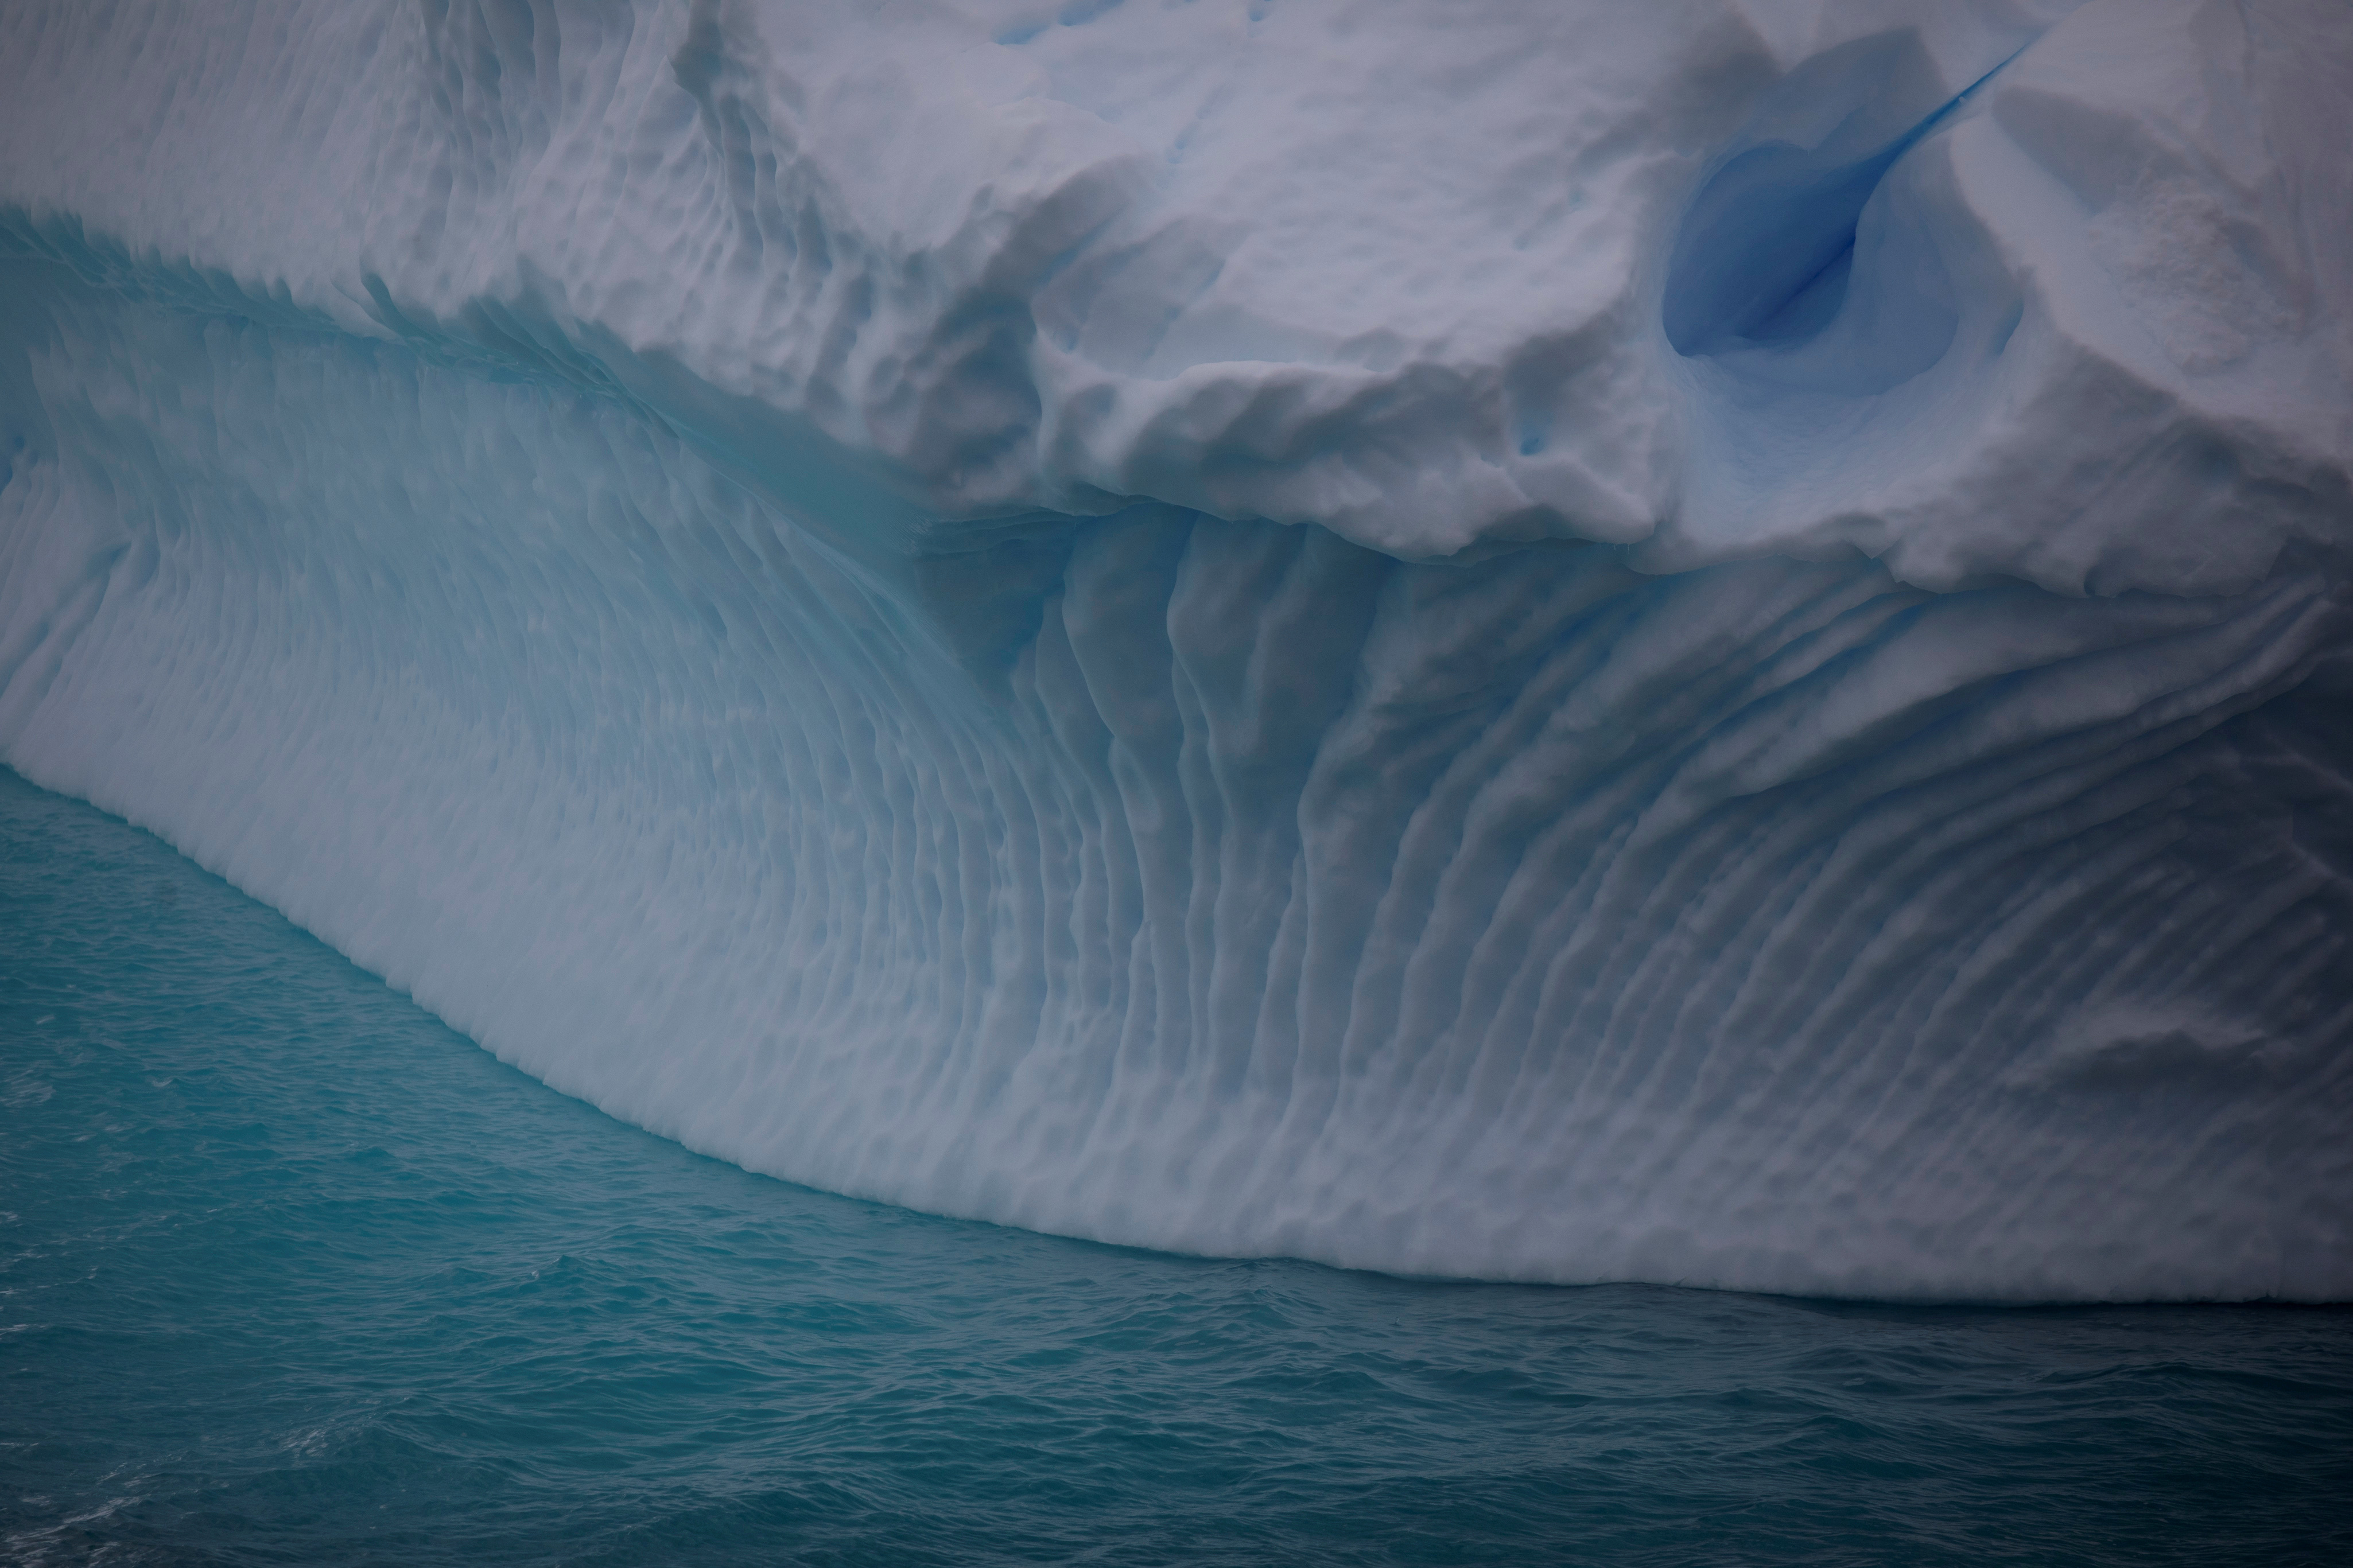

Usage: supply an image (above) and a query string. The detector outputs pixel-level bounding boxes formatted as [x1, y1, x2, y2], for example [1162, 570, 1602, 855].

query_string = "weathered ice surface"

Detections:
[2, 0, 2348, 1298]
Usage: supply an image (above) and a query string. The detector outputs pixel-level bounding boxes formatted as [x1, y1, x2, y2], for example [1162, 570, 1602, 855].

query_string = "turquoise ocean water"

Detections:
[3, 765, 2348, 1566]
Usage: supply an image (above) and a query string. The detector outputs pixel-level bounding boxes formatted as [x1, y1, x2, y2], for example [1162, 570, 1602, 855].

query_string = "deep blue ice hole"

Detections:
[1662, 72, 1989, 398]
[1663, 139, 1907, 357]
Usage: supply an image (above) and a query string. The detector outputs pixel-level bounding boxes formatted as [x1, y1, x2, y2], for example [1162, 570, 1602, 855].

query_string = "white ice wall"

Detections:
[2, 0, 2349, 1297]
[6, 1, 2346, 582]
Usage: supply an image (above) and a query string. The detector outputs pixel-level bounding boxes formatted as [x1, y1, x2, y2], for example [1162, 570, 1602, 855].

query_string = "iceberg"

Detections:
[1, 0, 2347, 1299]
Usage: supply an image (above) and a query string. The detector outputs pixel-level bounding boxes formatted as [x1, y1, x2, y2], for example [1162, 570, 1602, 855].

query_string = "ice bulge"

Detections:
[1, 0, 2348, 1298]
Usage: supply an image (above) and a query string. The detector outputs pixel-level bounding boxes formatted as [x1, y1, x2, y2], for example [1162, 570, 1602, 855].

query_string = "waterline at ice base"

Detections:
[2, 0, 2347, 1302]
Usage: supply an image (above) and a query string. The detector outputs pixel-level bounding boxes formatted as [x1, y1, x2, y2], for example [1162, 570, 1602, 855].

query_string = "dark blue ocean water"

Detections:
[3, 767, 2348, 1567]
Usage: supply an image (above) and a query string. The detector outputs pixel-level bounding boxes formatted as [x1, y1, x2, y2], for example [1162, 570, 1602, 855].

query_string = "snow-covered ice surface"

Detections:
[1, 0, 2348, 1299]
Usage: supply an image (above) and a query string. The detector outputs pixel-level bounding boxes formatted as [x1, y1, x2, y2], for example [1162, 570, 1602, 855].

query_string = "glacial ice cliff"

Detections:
[2, 0, 2348, 1299]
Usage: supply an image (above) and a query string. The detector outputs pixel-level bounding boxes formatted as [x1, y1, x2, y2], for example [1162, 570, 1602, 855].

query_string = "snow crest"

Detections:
[2, 0, 2349, 1298]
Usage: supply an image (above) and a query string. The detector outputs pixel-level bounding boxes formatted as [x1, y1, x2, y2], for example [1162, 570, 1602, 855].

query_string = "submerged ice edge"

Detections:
[3, 241, 2350, 1302]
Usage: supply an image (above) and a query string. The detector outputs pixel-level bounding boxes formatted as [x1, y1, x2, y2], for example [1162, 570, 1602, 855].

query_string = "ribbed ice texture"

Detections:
[5, 259, 2349, 1297]
[2, 1, 2350, 1297]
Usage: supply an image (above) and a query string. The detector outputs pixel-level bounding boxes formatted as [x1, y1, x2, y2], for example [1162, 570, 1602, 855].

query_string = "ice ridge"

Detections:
[1, 0, 2350, 1299]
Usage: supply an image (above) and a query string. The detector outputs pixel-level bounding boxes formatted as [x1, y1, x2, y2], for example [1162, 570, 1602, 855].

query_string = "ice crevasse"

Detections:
[2, 0, 2350, 1299]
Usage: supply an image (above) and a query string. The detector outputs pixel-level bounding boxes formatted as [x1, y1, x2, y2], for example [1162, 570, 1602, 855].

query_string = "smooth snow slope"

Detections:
[1, 0, 2349, 1298]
